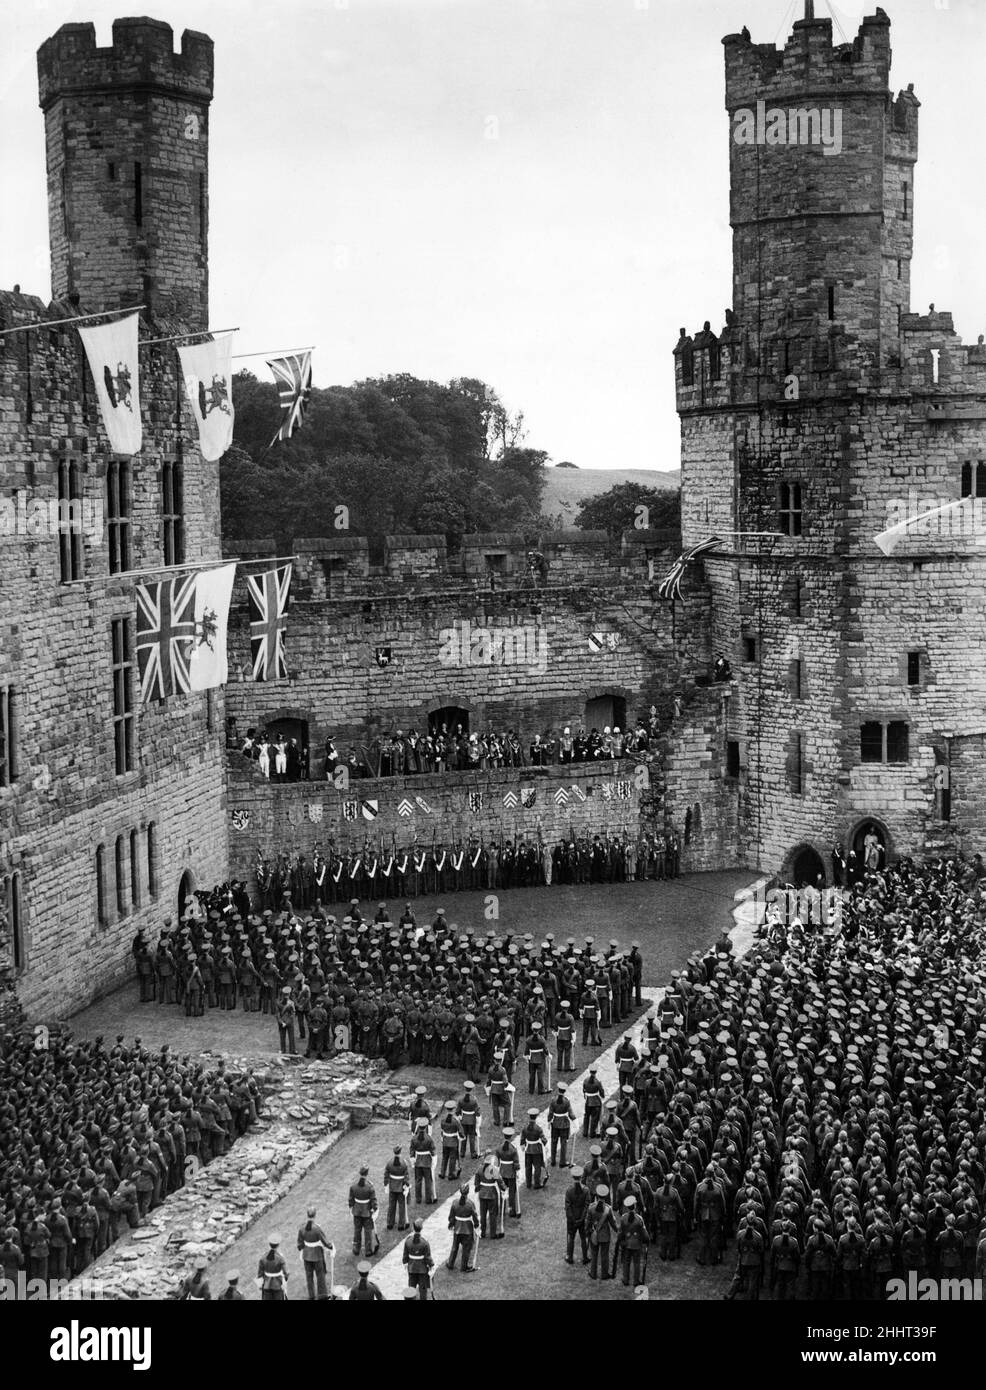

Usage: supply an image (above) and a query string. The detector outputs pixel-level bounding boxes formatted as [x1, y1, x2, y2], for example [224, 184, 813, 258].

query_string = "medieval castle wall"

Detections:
[0, 20, 227, 1023]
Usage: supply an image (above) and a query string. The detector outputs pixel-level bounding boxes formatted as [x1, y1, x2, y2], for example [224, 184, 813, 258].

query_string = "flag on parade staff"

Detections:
[656, 535, 721, 602]
[246, 563, 292, 680]
[267, 351, 313, 446]
[136, 574, 197, 702]
[178, 336, 235, 461]
[188, 563, 237, 691]
[78, 313, 142, 455]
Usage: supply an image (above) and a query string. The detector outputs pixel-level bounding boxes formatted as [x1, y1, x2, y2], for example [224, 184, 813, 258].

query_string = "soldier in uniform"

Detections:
[217, 1270, 244, 1301]
[485, 1054, 510, 1128]
[523, 1021, 549, 1096]
[474, 1154, 507, 1240]
[547, 1082, 576, 1169]
[439, 1101, 464, 1181]
[582, 1065, 605, 1138]
[383, 1145, 411, 1231]
[173, 1254, 212, 1300]
[276, 986, 297, 1055]
[349, 1259, 385, 1301]
[616, 1193, 649, 1287]
[497, 1126, 522, 1220]
[587, 1185, 619, 1280]
[349, 1165, 378, 1257]
[694, 1168, 726, 1266]
[410, 1117, 437, 1204]
[456, 1081, 481, 1160]
[769, 1229, 801, 1300]
[555, 1001, 575, 1073]
[724, 1219, 766, 1300]
[580, 980, 602, 1047]
[447, 1184, 480, 1273]
[257, 1234, 289, 1301]
[402, 1219, 434, 1300]
[564, 1166, 590, 1265]
[655, 1172, 686, 1261]
[520, 1107, 548, 1191]
[297, 1206, 333, 1300]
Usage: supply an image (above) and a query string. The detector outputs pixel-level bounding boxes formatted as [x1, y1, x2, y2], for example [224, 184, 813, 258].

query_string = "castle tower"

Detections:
[675, 6, 986, 879]
[37, 17, 214, 327]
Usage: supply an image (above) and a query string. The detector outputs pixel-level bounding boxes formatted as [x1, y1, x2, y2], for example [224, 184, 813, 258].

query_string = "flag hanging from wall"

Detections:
[178, 335, 235, 461]
[267, 351, 313, 447]
[78, 312, 142, 455]
[245, 563, 292, 680]
[656, 535, 722, 602]
[136, 564, 237, 703]
[188, 563, 237, 691]
[136, 574, 197, 702]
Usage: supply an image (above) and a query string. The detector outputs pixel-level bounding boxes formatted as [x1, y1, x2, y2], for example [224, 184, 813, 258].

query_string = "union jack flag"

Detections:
[267, 351, 313, 447]
[657, 535, 721, 602]
[245, 564, 292, 681]
[136, 575, 196, 703]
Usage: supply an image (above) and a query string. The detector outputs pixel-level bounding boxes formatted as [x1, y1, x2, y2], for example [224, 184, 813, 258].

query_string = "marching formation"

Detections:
[0, 1031, 263, 1289]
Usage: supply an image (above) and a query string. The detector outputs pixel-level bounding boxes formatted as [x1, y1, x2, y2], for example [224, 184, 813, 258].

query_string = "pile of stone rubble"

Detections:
[58, 1052, 414, 1301]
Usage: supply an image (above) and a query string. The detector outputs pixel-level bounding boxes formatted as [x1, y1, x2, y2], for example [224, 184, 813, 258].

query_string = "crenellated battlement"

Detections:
[723, 11, 892, 106]
[225, 527, 681, 604]
[37, 18, 213, 111]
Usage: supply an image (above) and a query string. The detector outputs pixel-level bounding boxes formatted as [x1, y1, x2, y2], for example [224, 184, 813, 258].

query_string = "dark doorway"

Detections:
[265, 716, 309, 780]
[584, 694, 627, 736]
[178, 869, 194, 924]
[851, 819, 887, 878]
[429, 705, 469, 736]
[787, 844, 826, 888]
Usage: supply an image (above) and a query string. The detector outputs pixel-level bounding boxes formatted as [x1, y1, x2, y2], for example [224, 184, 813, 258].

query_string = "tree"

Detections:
[222, 372, 547, 553]
[574, 481, 681, 541]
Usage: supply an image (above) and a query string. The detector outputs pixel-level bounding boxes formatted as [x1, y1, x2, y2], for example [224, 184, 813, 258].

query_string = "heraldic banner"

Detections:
[188, 563, 236, 692]
[178, 336, 235, 461]
[78, 312, 142, 455]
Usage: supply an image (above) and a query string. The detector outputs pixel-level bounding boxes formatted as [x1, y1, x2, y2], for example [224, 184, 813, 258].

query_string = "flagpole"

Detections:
[140, 326, 239, 347]
[0, 303, 146, 337]
[60, 553, 299, 586]
[231, 345, 315, 360]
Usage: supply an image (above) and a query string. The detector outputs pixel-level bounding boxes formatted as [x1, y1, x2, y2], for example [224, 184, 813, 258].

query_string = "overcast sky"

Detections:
[3, 0, 986, 471]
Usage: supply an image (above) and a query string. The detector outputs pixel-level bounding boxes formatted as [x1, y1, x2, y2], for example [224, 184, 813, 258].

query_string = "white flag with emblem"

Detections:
[188, 563, 236, 692]
[178, 335, 235, 461]
[78, 312, 142, 455]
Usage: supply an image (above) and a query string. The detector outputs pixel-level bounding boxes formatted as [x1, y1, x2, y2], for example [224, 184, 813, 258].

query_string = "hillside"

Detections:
[541, 466, 680, 527]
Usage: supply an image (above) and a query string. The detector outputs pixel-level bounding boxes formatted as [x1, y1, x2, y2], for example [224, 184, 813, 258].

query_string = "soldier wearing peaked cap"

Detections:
[410, 1119, 437, 1204]
[456, 1082, 481, 1160]
[564, 1166, 591, 1265]
[520, 1108, 548, 1190]
[446, 1185, 480, 1273]
[555, 1000, 576, 1073]
[349, 1259, 385, 1301]
[523, 1022, 550, 1097]
[439, 1102, 464, 1182]
[297, 1206, 333, 1300]
[348, 1167, 378, 1257]
[402, 1218, 434, 1300]
[547, 1083, 576, 1169]
[383, 1146, 411, 1231]
[257, 1234, 289, 1300]
[217, 1269, 243, 1301]
[587, 1185, 618, 1280]
[474, 1152, 507, 1239]
[616, 1194, 649, 1287]
[582, 1065, 605, 1138]
[497, 1127, 523, 1219]
[173, 1254, 212, 1301]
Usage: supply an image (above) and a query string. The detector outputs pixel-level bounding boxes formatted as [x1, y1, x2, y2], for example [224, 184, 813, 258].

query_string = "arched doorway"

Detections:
[429, 705, 469, 736]
[850, 818, 890, 878]
[584, 694, 627, 735]
[177, 869, 195, 924]
[785, 843, 827, 888]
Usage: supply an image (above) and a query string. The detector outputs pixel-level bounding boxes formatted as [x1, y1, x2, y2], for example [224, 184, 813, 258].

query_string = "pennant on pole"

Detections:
[178, 336, 235, 461]
[188, 563, 236, 691]
[78, 313, 142, 455]
[245, 563, 292, 680]
[267, 351, 313, 447]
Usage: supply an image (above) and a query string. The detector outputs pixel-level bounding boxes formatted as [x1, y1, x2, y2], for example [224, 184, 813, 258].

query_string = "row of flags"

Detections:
[77, 313, 312, 459]
[135, 562, 291, 703]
